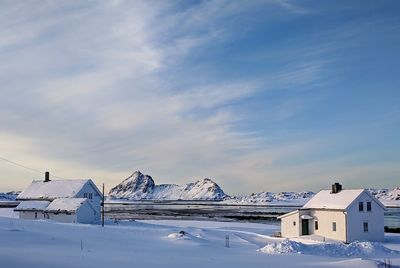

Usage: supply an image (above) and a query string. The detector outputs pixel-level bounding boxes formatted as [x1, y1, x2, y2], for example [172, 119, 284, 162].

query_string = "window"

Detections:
[332, 222, 337, 232]
[367, 202, 371, 212]
[293, 221, 296, 226]
[359, 201, 364, 212]
[89, 193, 93, 199]
[35, 212, 38, 219]
[84, 193, 88, 198]
[363, 222, 369, 232]
[314, 221, 319, 230]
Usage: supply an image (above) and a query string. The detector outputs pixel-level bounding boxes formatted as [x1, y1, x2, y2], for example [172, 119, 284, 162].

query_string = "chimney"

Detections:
[44, 171, 50, 182]
[331, 182, 342, 194]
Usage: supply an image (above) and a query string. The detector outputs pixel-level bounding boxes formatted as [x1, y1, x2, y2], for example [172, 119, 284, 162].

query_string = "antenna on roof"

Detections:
[45, 171, 51, 182]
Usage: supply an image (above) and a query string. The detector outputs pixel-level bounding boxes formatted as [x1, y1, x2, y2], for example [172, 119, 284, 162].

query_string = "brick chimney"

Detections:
[44, 171, 50, 182]
[331, 182, 342, 194]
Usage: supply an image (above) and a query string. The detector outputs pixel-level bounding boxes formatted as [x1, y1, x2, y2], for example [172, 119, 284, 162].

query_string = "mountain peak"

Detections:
[196, 178, 213, 183]
[109, 171, 155, 199]
[109, 173, 227, 200]
[130, 170, 144, 177]
[189, 178, 226, 200]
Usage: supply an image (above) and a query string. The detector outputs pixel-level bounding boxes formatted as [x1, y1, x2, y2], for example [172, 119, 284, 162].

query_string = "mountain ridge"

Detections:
[109, 171, 227, 200]
[2, 172, 398, 206]
[107, 171, 400, 206]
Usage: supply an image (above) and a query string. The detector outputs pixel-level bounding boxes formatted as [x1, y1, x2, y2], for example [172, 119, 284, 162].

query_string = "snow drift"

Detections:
[260, 239, 400, 258]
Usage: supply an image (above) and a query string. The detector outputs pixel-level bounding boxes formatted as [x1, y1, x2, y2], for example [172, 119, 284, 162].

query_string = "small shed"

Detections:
[45, 198, 97, 224]
[15, 201, 50, 220]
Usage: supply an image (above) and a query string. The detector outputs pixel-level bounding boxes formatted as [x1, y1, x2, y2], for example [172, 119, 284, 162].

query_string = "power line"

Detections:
[0, 156, 44, 174]
[0, 156, 66, 179]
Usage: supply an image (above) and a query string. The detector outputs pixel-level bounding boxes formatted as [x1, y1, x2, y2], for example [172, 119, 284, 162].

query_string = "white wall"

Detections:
[19, 211, 46, 220]
[45, 201, 97, 224]
[77, 201, 96, 224]
[76, 181, 101, 223]
[346, 192, 385, 242]
[47, 212, 78, 223]
[280, 211, 300, 238]
[309, 210, 347, 242]
[281, 209, 347, 241]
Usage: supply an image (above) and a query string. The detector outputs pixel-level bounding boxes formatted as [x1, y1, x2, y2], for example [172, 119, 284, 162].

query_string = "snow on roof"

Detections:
[14, 201, 50, 211]
[302, 189, 365, 210]
[45, 198, 87, 213]
[277, 210, 299, 219]
[17, 180, 90, 200]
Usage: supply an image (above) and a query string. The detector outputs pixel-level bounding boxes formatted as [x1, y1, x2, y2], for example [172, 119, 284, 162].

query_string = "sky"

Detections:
[0, 0, 399, 195]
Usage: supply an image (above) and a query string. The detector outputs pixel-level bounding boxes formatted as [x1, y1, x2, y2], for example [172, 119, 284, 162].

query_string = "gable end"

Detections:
[75, 180, 103, 198]
[346, 190, 386, 211]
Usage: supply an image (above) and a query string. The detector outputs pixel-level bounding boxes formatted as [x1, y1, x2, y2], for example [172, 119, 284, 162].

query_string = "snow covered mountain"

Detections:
[222, 188, 400, 206]
[368, 187, 400, 206]
[109, 171, 156, 200]
[225, 188, 400, 206]
[105, 171, 400, 206]
[3, 172, 399, 206]
[0, 191, 19, 201]
[223, 191, 315, 205]
[109, 171, 227, 200]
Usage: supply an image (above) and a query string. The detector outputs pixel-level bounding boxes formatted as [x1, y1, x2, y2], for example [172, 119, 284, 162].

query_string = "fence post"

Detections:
[102, 183, 105, 227]
[225, 234, 230, 248]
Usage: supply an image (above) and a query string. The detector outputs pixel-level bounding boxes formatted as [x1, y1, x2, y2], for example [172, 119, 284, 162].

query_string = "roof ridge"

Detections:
[302, 188, 366, 210]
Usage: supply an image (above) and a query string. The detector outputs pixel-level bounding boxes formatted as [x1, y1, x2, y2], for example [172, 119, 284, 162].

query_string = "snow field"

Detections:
[0, 209, 399, 268]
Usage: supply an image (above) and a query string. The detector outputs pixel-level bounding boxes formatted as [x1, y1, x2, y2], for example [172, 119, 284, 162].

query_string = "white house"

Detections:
[278, 183, 386, 243]
[15, 172, 102, 224]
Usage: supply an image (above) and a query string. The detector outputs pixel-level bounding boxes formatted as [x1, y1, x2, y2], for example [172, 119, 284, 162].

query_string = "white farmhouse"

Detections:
[278, 183, 386, 243]
[15, 172, 102, 224]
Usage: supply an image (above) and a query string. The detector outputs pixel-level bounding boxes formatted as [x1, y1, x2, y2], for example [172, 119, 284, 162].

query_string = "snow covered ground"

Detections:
[0, 208, 399, 268]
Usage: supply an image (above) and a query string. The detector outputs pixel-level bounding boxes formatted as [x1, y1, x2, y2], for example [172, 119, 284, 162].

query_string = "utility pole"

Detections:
[101, 183, 105, 227]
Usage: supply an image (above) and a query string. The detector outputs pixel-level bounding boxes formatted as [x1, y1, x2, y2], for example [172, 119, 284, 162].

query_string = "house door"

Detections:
[301, 219, 309, 235]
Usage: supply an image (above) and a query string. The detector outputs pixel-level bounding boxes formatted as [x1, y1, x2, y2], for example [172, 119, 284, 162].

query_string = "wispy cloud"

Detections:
[0, 0, 399, 193]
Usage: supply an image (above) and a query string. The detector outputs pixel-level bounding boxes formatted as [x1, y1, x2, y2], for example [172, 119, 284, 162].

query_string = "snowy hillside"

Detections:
[0, 191, 19, 201]
[109, 171, 227, 200]
[368, 187, 400, 207]
[224, 188, 400, 206]
[223, 191, 315, 206]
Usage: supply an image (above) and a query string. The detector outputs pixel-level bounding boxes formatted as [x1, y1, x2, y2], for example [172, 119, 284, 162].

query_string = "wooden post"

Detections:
[101, 183, 105, 227]
[225, 234, 229, 248]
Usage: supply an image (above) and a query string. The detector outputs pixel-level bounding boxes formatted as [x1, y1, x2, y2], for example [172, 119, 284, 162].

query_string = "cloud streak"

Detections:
[0, 0, 399, 194]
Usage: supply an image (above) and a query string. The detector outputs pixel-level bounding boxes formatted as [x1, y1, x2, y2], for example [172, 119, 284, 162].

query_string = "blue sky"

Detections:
[0, 0, 399, 194]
